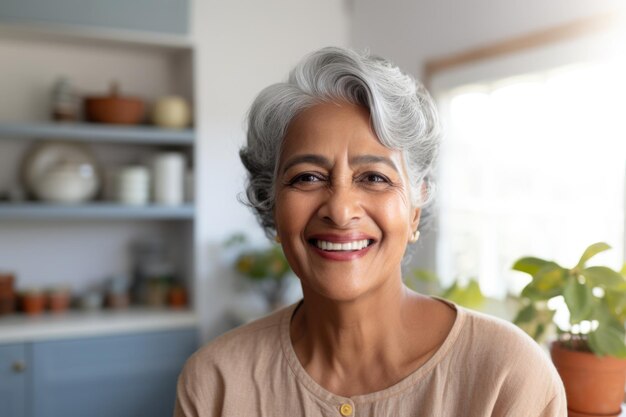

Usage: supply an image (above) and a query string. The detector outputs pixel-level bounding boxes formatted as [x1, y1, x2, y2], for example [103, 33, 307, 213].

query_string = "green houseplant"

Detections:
[406, 269, 485, 309]
[227, 234, 292, 310]
[513, 242, 626, 416]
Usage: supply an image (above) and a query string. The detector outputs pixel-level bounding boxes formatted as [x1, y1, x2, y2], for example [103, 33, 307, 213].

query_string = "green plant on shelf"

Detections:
[405, 268, 485, 309]
[513, 242, 626, 358]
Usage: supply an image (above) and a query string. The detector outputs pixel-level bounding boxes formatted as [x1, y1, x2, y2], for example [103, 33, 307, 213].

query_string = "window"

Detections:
[433, 38, 626, 299]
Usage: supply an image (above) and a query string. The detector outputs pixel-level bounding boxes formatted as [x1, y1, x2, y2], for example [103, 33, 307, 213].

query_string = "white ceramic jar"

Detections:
[116, 165, 150, 205]
[152, 153, 185, 205]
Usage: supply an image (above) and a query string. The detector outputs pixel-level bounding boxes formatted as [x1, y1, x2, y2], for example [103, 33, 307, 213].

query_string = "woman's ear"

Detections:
[410, 207, 422, 233]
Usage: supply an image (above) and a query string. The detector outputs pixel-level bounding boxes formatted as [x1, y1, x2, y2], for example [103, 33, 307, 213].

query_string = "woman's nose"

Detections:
[317, 182, 364, 227]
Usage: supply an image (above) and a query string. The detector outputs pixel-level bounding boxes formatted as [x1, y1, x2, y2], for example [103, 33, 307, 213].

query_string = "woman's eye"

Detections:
[296, 173, 320, 182]
[361, 173, 390, 184]
[288, 173, 325, 186]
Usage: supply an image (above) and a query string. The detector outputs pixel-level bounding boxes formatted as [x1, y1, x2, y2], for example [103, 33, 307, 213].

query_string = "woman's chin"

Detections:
[300, 276, 390, 304]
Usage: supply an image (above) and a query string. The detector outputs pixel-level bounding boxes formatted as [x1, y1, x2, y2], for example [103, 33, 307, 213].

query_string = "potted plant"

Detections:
[513, 242, 626, 417]
[406, 269, 485, 309]
[227, 234, 293, 311]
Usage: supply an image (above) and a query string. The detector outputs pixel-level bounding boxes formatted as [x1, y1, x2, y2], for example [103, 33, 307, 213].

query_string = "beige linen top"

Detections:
[174, 300, 566, 417]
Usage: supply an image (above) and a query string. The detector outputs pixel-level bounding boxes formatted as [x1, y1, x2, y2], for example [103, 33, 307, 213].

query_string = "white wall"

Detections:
[351, 0, 623, 272]
[192, 1, 351, 339]
[352, 0, 622, 78]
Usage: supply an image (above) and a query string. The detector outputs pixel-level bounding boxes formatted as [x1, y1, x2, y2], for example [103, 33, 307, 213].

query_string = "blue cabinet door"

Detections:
[0, 0, 189, 35]
[32, 328, 197, 417]
[0, 343, 28, 417]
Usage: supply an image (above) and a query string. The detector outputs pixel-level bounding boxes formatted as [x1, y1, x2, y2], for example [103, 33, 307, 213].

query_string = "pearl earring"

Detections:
[410, 230, 420, 243]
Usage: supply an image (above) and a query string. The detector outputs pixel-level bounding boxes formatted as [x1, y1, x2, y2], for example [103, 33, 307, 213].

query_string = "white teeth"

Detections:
[315, 239, 370, 251]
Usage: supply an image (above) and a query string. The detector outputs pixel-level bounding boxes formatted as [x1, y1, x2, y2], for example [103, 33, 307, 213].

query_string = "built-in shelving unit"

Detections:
[0, 203, 195, 220]
[0, 6, 198, 340]
[0, 122, 194, 145]
[0, 4, 198, 416]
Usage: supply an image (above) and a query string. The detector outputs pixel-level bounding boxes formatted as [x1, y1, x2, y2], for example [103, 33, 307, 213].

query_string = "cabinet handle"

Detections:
[12, 360, 26, 373]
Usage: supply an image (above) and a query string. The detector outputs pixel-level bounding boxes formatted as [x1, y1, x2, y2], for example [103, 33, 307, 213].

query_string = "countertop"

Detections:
[0, 307, 198, 344]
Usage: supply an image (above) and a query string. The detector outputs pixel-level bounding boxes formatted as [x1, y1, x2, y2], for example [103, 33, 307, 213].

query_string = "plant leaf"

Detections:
[588, 323, 626, 358]
[519, 263, 567, 301]
[534, 263, 566, 291]
[513, 303, 537, 325]
[412, 269, 439, 283]
[582, 266, 626, 290]
[441, 279, 485, 309]
[606, 289, 626, 322]
[577, 242, 611, 269]
[512, 257, 551, 276]
[563, 275, 593, 323]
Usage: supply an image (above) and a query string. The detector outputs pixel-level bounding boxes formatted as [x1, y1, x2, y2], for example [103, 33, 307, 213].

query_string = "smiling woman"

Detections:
[173, 47, 566, 417]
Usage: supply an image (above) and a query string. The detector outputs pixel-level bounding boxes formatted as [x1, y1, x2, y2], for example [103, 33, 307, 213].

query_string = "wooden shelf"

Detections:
[0, 122, 194, 145]
[0, 203, 195, 220]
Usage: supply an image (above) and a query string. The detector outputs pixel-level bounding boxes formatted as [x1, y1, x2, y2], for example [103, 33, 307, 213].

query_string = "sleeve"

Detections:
[537, 391, 567, 417]
[471, 316, 568, 417]
[172, 350, 225, 417]
[173, 370, 200, 417]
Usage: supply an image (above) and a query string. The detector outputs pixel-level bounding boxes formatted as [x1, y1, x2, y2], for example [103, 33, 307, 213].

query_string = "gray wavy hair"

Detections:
[240, 47, 441, 238]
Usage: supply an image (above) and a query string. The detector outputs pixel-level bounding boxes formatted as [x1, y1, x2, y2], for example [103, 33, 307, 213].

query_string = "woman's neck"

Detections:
[290, 278, 447, 397]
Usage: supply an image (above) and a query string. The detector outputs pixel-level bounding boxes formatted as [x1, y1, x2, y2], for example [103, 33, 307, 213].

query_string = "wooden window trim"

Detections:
[423, 12, 623, 85]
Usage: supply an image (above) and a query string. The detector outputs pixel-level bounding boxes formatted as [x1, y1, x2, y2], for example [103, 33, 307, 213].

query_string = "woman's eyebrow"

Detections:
[350, 155, 399, 173]
[281, 154, 331, 174]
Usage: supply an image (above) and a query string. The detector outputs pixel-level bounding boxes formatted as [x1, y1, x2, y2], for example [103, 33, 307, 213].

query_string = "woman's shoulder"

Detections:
[458, 306, 546, 360]
[195, 304, 289, 361]
[450, 304, 565, 413]
[174, 304, 295, 416]
[180, 303, 292, 379]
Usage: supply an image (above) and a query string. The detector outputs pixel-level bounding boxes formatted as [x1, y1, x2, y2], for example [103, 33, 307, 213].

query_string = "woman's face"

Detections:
[274, 102, 420, 302]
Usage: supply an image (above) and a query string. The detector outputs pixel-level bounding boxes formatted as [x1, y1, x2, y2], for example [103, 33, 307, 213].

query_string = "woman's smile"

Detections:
[308, 233, 376, 260]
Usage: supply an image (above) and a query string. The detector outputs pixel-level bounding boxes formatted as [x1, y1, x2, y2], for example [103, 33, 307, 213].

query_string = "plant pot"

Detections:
[167, 286, 187, 309]
[551, 341, 626, 417]
[47, 288, 71, 313]
[21, 291, 45, 316]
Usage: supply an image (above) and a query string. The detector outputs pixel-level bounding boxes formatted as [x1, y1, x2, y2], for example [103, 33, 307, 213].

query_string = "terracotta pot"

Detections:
[0, 273, 16, 314]
[551, 341, 626, 417]
[47, 289, 71, 313]
[21, 291, 45, 316]
[84, 82, 144, 125]
[167, 286, 187, 309]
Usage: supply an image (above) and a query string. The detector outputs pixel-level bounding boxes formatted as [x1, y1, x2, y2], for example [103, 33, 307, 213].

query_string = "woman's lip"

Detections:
[307, 233, 376, 243]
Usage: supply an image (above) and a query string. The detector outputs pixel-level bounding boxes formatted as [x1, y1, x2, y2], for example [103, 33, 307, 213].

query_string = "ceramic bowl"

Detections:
[34, 162, 99, 204]
[21, 141, 101, 201]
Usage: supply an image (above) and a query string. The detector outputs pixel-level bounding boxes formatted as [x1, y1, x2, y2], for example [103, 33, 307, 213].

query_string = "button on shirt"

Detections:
[340, 403, 353, 416]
